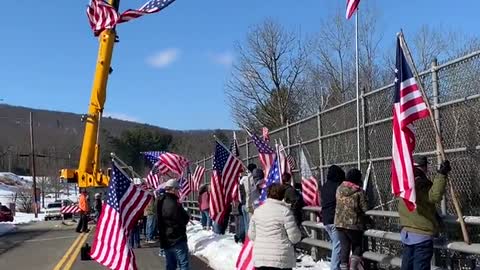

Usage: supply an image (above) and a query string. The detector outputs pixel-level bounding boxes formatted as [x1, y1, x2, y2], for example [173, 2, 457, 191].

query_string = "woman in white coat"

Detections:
[248, 183, 302, 270]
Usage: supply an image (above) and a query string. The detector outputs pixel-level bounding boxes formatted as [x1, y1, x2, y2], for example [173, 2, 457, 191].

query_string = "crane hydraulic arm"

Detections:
[59, 0, 120, 188]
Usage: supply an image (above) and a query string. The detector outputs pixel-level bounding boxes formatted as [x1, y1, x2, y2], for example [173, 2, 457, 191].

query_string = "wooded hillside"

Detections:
[0, 104, 240, 177]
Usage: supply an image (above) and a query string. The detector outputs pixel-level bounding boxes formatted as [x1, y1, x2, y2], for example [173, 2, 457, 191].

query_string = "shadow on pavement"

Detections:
[0, 225, 52, 255]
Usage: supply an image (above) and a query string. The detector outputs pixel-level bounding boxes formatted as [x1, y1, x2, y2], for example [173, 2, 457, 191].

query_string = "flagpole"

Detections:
[355, 9, 361, 170]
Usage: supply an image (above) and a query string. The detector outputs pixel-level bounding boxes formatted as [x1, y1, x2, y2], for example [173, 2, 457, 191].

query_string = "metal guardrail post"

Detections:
[309, 212, 319, 261]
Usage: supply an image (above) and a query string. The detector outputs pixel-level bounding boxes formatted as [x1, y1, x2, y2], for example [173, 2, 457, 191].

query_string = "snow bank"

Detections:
[186, 223, 330, 270]
[0, 212, 45, 236]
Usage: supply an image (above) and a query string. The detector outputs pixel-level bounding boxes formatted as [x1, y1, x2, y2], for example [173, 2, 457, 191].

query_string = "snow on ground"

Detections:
[0, 212, 46, 236]
[186, 223, 330, 270]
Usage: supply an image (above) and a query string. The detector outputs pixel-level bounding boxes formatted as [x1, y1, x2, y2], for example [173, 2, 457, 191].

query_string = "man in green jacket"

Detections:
[398, 155, 451, 270]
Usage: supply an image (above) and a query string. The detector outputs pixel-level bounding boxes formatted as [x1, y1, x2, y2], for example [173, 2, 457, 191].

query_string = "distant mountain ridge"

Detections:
[0, 104, 239, 175]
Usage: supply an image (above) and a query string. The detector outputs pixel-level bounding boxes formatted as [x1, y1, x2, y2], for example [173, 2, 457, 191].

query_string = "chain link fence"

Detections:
[191, 51, 480, 267]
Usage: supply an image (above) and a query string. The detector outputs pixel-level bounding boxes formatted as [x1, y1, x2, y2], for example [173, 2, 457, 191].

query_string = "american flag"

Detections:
[145, 161, 164, 189]
[259, 156, 281, 204]
[86, 0, 119, 36]
[299, 147, 320, 206]
[391, 36, 429, 211]
[346, 0, 360, 19]
[118, 0, 177, 23]
[192, 165, 206, 192]
[235, 236, 254, 270]
[179, 176, 192, 202]
[251, 134, 276, 176]
[209, 141, 244, 223]
[262, 127, 270, 142]
[278, 143, 295, 175]
[236, 153, 280, 270]
[90, 163, 152, 270]
[228, 134, 242, 202]
[142, 151, 188, 176]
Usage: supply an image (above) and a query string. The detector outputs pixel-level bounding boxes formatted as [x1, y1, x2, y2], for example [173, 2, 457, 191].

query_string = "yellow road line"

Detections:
[52, 233, 84, 270]
[63, 231, 90, 270]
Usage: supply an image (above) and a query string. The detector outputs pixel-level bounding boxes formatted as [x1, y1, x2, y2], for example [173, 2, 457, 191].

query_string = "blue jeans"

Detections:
[401, 240, 434, 270]
[146, 215, 156, 241]
[164, 240, 190, 270]
[201, 211, 211, 228]
[325, 224, 341, 270]
[241, 205, 250, 236]
[212, 222, 221, 234]
[129, 224, 140, 248]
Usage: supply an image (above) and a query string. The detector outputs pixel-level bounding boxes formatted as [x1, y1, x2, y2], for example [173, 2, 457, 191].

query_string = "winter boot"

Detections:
[350, 255, 364, 270]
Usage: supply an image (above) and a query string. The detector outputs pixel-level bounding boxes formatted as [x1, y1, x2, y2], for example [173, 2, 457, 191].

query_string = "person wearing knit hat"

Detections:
[334, 168, 368, 270]
[321, 165, 345, 270]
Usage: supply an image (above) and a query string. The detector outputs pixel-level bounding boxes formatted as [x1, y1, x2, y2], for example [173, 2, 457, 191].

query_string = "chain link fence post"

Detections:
[432, 58, 447, 216]
[245, 137, 250, 165]
[317, 110, 325, 185]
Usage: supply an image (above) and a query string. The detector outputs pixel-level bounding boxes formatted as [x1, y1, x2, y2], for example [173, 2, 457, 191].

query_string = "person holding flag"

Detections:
[247, 155, 302, 270]
[247, 182, 301, 270]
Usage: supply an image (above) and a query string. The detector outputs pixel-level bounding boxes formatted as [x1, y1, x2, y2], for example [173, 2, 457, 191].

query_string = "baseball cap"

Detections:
[164, 179, 180, 189]
[413, 155, 429, 167]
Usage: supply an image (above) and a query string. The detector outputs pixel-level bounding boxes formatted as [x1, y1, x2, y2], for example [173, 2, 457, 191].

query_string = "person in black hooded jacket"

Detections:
[157, 179, 190, 270]
[320, 165, 345, 270]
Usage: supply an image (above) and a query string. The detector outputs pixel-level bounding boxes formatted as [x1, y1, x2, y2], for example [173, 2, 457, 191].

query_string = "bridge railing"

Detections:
[183, 201, 480, 269]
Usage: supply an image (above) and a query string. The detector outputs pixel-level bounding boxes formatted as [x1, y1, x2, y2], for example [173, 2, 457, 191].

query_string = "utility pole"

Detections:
[30, 112, 38, 218]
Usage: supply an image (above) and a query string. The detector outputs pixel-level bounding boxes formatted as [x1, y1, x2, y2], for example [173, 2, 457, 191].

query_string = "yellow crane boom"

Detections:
[60, 0, 119, 187]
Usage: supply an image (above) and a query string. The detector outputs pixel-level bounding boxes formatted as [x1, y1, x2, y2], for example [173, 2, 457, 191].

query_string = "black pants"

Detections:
[401, 240, 434, 270]
[76, 213, 88, 232]
[337, 228, 363, 265]
[257, 267, 292, 270]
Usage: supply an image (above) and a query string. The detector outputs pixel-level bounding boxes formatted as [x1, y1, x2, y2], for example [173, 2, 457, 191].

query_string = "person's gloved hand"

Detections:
[438, 160, 451, 175]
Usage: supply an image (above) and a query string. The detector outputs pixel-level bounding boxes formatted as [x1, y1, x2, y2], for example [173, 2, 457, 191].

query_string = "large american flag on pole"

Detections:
[86, 0, 119, 36]
[251, 134, 275, 176]
[90, 162, 152, 270]
[346, 0, 360, 19]
[191, 165, 206, 192]
[209, 141, 244, 224]
[391, 36, 430, 211]
[86, 0, 177, 36]
[299, 147, 320, 207]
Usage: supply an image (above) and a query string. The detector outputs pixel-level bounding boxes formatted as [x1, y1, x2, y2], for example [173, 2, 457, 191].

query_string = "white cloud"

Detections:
[208, 51, 234, 67]
[104, 112, 140, 122]
[146, 48, 180, 68]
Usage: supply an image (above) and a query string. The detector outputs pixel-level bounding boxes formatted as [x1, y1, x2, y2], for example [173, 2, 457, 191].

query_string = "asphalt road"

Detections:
[0, 221, 212, 270]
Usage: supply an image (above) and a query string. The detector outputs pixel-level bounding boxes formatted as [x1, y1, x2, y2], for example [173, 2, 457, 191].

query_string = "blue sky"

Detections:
[0, 0, 478, 130]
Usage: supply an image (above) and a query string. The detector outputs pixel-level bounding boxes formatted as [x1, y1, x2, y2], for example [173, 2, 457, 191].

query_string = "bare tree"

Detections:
[226, 19, 309, 130]
[16, 187, 33, 213]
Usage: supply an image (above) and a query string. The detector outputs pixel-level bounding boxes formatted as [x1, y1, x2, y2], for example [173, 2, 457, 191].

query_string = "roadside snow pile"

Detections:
[0, 212, 45, 236]
[186, 223, 330, 270]
[8, 212, 45, 224]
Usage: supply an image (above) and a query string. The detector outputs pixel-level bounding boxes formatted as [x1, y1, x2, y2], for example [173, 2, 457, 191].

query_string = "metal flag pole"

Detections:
[355, 9, 361, 170]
